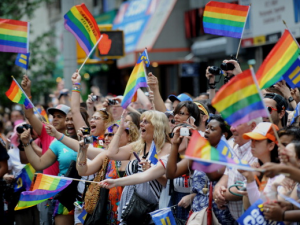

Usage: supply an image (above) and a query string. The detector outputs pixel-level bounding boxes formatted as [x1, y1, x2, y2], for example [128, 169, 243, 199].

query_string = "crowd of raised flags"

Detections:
[1, 1, 300, 225]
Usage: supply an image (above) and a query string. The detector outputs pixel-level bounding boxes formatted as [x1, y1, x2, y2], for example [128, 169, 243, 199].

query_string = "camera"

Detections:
[91, 95, 100, 102]
[84, 136, 93, 144]
[208, 66, 223, 76]
[220, 55, 239, 71]
[180, 127, 191, 136]
[81, 127, 90, 136]
[108, 99, 119, 105]
[16, 124, 32, 134]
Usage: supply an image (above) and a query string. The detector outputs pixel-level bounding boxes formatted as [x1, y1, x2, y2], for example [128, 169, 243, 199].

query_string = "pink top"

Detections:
[39, 124, 59, 175]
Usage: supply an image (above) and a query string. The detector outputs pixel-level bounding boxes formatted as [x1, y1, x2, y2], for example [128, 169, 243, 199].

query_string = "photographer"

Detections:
[206, 58, 242, 100]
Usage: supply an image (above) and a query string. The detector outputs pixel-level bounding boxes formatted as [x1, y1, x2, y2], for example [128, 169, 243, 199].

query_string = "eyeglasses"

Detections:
[267, 106, 278, 114]
[104, 133, 114, 138]
[177, 111, 189, 116]
[90, 116, 104, 121]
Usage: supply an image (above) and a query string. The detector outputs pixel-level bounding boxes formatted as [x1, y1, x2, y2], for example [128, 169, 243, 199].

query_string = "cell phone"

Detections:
[188, 116, 196, 124]
[133, 152, 141, 162]
[81, 127, 90, 135]
[180, 127, 191, 136]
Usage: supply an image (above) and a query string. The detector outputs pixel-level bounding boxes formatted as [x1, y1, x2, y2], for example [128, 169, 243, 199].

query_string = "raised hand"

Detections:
[20, 129, 31, 144]
[147, 72, 158, 91]
[45, 124, 59, 138]
[21, 75, 31, 94]
[71, 70, 81, 84]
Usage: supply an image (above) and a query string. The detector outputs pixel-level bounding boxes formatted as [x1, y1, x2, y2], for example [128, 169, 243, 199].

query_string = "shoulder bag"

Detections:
[121, 186, 158, 225]
[84, 156, 109, 214]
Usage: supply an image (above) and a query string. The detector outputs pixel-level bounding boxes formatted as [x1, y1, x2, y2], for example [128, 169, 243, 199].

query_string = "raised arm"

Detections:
[147, 73, 167, 112]
[71, 71, 88, 130]
[106, 113, 133, 161]
[21, 75, 43, 135]
[100, 162, 166, 188]
[21, 129, 56, 171]
[76, 141, 107, 176]
[45, 124, 104, 159]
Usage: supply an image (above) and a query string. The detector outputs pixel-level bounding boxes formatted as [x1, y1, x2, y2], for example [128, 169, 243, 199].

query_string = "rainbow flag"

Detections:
[203, 1, 250, 38]
[6, 78, 33, 109]
[0, 18, 29, 53]
[34, 107, 49, 123]
[137, 49, 150, 67]
[185, 131, 251, 172]
[256, 29, 300, 89]
[212, 69, 268, 127]
[121, 51, 148, 109]
[15, 174, 72, 210]
[64, 3, 101, 55]
[14, 164, 35, 192]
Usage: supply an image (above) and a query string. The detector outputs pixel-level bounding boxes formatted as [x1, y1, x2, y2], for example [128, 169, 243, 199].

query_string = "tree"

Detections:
[0, 0, 57, 110]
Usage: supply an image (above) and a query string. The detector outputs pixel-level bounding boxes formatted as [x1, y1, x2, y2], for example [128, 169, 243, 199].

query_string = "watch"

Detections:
[288, 96, 295, 103]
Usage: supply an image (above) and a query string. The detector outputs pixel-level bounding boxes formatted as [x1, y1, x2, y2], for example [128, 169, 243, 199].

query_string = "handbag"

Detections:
[121, 187, 158, 224]
[84, 187, 109, 225]
[84, 156, 109, 214]
[54, 160, 81, 211]
[186, 182, 220, 225]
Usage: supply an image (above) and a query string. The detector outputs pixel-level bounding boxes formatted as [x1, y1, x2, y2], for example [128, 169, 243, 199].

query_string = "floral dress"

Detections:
[192, 170, 237, 225]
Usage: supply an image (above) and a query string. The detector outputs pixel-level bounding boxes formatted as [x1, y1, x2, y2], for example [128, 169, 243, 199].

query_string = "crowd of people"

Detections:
[1, 59, 300, 225]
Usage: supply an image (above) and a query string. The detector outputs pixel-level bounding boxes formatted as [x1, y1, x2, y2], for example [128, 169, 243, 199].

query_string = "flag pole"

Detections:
[39, 174, 101, 184]
[283, 20, 300, 49]
[78, 35, 103, 73]
[236, 4, 251, 59]
[141, 48, 156, 110]
[248, 66, 283, 147]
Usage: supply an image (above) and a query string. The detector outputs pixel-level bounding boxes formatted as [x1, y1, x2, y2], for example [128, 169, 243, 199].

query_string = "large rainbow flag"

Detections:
[14, 164, 35, 192]
[0, 18, 30, 53]
[64, 3, 101, 55]
[212, 69, 268, 127]
[203, 1, 250, 38]
[6, 78, 33, 109]
[121, 49, 149, 109]
[15, 174, 72, 210]
[185, 131, 251, 172]
[256, 29, 300, 89]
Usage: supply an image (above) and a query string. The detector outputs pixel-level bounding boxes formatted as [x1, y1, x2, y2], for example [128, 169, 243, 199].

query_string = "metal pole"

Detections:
[61, 0, 77, 91]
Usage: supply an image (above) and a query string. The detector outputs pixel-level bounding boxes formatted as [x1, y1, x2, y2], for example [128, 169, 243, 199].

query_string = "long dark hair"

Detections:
[173, 101, 200, 127]
[208, 114, 232, 139]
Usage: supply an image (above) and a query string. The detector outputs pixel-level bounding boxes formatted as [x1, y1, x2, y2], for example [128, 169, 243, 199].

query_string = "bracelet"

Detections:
[73, 83, 81, 85]
[78, 161, 87, 166]
[58, 134, 64, 141]
[72, 90, 81, 93]
[282, 210, 286, 221]
[23, 142, 31, 147]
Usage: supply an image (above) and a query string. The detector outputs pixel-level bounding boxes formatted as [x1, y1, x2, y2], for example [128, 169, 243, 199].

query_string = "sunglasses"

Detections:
[267, 106, 278, 114]
[104, 133, 114, 138]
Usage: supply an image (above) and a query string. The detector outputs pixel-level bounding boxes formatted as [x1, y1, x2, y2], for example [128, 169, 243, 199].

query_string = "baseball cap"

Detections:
[264, 93, 288, 111]
[168, 93, 192, 102]
[47, 104, 70, 116]
[243, 122, 279, 144]
[164, 111, 174, 118]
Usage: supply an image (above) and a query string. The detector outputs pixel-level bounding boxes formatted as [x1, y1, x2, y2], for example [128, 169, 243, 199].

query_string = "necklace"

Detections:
[142, 143, 149, 159]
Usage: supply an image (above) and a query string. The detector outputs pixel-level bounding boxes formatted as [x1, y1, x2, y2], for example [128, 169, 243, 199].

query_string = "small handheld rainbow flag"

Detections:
[186, 131, 251, 172]
[15, 174, 72, 210]
[14, 164, 35, 192]
[0, 18, 30, 53]
[256, 29, 300, 89]
[137, 49, 150, 67]
[34, 107, 49, 123]
[203, 1, 250, 38]
[148, 141, 158, 165]
[6, 77, 33, 109]
[121, 50, 148, 109]
[212, 69, 268, 127]
[15, 53, 30, 69]
[64, 3, 101, 56]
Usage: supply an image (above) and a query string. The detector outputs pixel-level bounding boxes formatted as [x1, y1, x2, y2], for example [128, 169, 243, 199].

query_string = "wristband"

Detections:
[58, 134, 64, 141]
[73, 83, 81, 85]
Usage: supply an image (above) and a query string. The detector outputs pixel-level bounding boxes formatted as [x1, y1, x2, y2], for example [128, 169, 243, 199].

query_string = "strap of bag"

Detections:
[207, 181, 213, 225]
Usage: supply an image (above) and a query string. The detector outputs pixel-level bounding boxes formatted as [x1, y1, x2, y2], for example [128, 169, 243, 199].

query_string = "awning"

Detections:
[191, 37, 240, 58]
[113, 0, 191, 68]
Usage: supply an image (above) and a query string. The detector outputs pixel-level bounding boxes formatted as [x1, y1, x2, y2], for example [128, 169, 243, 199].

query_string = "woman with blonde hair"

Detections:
[104, 110, 171, 224]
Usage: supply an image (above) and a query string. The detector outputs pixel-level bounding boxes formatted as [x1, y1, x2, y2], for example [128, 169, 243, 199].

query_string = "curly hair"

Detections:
[126, 121, 140, 143]
[132, 110, 170, 154]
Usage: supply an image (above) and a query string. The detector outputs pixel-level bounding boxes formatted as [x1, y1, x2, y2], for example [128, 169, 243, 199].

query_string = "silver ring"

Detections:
[265, 208, 269, 212]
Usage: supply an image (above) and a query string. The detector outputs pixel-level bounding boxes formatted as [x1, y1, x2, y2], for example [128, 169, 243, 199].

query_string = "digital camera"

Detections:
[208, 66, 223, 75]
[108, 99, 119, 105]
[16, 124, 32, 134]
